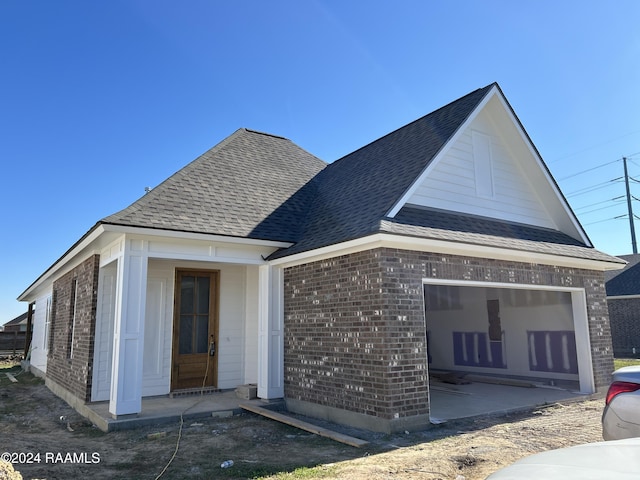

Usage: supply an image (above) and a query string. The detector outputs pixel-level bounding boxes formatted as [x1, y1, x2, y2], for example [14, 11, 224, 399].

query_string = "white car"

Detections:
[602, 365, 640, 441]
[486, 438, 640, 479]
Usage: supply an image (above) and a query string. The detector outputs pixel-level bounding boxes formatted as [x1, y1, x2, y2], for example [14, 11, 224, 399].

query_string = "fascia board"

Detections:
[17, 224, 107, 302]
[386, 85, 498, 218]
[18, 223, 293, 302]
[101, 224, 293, 248]
[492, 89, 592, 247]
[269, 233, 624, 273]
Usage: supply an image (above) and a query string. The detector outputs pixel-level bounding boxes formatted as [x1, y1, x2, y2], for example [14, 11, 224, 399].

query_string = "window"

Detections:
[44, 295, 52, 351]
[68, 279, 78, 359]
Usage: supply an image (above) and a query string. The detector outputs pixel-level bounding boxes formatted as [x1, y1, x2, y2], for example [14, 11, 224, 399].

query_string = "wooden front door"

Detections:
[172, 270, 219, 390]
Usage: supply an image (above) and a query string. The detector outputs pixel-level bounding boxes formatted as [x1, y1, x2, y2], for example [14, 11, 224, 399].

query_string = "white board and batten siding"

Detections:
[406, 108, 556, 230]
[91, 259, 259, 401]
[29, 290, 53, 375]
[92, 262, 117, 401]
[141, 272, 172, 396]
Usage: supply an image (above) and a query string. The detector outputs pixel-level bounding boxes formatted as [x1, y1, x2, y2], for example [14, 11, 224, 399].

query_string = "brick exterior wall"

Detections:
[47, 255, 100, 402]
[284, 247, 614, 425]
[608, 298, 640, 358]
[284, 250, 428, 423]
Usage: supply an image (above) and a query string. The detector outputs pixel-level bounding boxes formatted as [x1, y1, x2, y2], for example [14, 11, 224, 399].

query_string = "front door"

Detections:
[172, 269, 219, 390]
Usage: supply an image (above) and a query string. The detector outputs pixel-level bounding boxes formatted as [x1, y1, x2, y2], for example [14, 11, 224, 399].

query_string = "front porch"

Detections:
[81, 390, 283, 432]
[91, 233, 287, 419]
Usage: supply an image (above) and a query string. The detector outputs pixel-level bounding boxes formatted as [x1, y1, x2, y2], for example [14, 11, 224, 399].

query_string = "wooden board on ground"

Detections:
[5, 372, 18, 383]
[431, 372, 471, 385]
[430, 384, 472, 396]
[240, 403, 369, 448]
[465, 374, 535, 388]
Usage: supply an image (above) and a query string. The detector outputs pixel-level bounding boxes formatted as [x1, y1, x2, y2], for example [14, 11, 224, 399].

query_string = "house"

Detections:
[2, 312, 28, 333]
[605, 254, 640, 358]
[0, 312, 29, 356]
[18, 83, 624, 433]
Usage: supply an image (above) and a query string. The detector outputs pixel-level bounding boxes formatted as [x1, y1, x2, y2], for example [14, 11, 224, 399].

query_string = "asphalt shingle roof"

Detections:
[269, 84, 495, 258]
[101, 129, 327, 242]
[3, 312, 27, 328]
[379, 207, 621, 264]
[98, 84, 622, 268]
[605, 254, 640, 296]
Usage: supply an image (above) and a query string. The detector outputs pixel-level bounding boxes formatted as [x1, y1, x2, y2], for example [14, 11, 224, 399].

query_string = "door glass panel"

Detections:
[179, 316, 193, 354]
[197, 277, 210, 314]
[178, 274, 212, 356]
[180, 276, 195, 315]
[196, 315, 209, 353]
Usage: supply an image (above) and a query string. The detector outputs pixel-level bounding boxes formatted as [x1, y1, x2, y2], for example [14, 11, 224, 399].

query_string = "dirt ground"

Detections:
[0, 359, 606, 480]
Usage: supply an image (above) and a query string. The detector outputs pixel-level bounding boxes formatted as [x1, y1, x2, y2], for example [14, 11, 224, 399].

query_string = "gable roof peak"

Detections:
[331, 84, 496, 166]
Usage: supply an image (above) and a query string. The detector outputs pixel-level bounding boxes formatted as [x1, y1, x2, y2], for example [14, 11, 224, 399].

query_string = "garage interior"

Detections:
[424, 283, 590, 422]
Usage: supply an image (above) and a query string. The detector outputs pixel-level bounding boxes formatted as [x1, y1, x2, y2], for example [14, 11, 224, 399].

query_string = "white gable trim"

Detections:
[386, 85, 591, 247]
[490, 90, 591, 246]
[17, 225, 108, 302]
[387, 86, 497, 218]
[269, 233, 623, 272]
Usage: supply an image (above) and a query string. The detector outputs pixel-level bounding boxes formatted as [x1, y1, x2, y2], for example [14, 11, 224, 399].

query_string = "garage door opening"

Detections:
[423, 281, 594, 422]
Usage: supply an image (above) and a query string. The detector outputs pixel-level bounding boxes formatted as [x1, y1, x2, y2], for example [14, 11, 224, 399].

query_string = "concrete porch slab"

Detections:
[81, 391, 282, 432]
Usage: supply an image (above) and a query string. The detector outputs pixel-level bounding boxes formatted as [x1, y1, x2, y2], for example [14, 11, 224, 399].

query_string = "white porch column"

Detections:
[109, 239, 148, 417]
[257, 264, 284, 399]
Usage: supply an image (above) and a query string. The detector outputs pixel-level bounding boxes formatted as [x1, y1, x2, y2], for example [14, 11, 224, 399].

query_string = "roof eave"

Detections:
[269, 232, 625, 273]
[99, 222, 294, 248]
[18, 221, 294, 302]
[17, 222, 106, 302]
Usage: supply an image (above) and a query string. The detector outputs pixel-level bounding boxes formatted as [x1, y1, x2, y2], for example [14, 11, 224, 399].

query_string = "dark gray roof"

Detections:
[3, 312, 27, 327]
[269, 84, 496, 259]
[605, 254, 640, 296]
[97, 85, 622, 268]
[379, 207, 623, 264]
[101, 129, 327, 242]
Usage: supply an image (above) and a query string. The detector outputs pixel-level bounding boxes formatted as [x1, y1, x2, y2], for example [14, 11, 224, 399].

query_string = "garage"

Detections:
[424, 280, 594, 422]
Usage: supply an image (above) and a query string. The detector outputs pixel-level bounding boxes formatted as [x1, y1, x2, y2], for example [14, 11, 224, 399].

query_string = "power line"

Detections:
[574, 196, 625, 211]
[548, 131, 640, 164]
[578, 202, 627, 216]
[563, 153, 640, 253]
[557, 159, 621, 181]
[566, 177, 623, 198]
[584, 216, 627, 227]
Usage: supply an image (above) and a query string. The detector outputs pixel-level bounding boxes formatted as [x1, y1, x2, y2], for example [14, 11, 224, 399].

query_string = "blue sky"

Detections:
[1, 1, 639, 322]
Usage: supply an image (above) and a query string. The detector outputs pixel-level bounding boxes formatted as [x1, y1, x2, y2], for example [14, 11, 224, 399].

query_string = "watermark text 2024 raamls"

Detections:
[1, 451, 100, 465]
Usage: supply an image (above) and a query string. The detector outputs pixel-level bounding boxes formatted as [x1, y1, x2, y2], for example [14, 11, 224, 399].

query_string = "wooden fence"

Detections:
[0, 331, 27, 356]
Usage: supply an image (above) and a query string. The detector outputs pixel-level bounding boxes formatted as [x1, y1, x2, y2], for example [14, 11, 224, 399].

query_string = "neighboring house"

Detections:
[605, 254, 640, 358]
[0, 312, 28, 356]
[18, 83, 625, 433]
[2, 312, 28, 332]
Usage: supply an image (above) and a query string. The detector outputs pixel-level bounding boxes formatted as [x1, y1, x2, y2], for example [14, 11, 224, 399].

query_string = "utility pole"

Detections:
[623, 156, 638, 254]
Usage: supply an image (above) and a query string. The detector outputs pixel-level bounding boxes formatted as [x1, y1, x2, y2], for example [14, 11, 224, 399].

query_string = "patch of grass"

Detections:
[77, 424, 108, 438]
[0, 359, 21, 370]
[0, 366, 44, 387]
[255, 465, 338, 479]
[614, 358, 640, 370]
